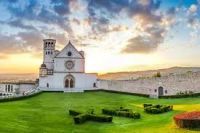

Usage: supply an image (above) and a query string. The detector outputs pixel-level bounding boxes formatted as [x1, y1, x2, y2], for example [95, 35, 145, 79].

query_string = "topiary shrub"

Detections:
[144, 104, 173, 114]
[174, 111, 200, 129]
[74, 114, 89, 124]
[69, 109, 113, 124]
[89, 114, 112, 122]
[102, 107, 140, 119]
[143, 104, 152, 108]
[102, 109, 116, 115]
[69, 110, 82, 116]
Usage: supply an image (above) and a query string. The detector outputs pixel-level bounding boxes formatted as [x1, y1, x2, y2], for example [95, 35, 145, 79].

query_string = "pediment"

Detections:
[55, 41, 84, 58]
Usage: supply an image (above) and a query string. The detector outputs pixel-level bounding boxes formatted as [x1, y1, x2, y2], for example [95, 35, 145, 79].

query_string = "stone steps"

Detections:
[64, 89, 84, 93]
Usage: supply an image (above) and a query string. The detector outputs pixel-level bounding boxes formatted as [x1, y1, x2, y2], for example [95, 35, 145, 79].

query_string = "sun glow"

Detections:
[0, 53, 41, 74]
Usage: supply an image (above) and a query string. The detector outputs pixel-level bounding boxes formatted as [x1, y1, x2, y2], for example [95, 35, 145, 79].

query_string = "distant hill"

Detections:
[1, 67, 200, 81]
[0, 73, 38, 82]
[98, 67, 200, 80]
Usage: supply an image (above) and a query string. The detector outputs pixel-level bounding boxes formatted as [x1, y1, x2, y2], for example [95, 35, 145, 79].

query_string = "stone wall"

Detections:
[0, 82, 36, 96]
[97, 72, 200, 96]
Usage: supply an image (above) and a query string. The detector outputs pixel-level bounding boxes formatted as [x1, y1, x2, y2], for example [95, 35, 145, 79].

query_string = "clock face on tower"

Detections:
[65, 60, 74, 70]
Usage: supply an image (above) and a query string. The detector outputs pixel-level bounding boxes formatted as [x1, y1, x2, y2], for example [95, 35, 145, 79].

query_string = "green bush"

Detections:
[89, 114, 112, 122]
[73, 114, 112, 124]
[69, 110, 82, 116]
[0, 91, 43, 103]
[102, 109, 116, 115]
[74, 114, 88, 124]
[144, 104, 173, 114]
[133, 112, 141, 119]
[102, 108, 140, 119]
[69, 109, 113, 124]
[159, 93, 200, 98]
[143, 104, 152, 108]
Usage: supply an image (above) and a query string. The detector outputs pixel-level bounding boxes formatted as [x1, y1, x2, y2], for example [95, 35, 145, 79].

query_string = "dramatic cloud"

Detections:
[0, 0, 199, 56]
[188, 4, 198, 14]
[122, 25, 165, 53]
[0, 31, 43, 53]
[52, 0, 70, 16]
[120, 0, 166, 53]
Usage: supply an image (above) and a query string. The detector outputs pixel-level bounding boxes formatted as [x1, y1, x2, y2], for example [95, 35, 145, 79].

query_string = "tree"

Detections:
[154, 72, 161, 78]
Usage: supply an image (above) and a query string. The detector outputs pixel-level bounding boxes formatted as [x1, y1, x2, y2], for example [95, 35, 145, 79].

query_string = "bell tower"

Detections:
[43, 39, 56, 69]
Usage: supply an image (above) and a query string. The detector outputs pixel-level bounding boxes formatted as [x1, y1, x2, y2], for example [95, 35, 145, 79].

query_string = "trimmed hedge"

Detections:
[102, 107, 140, 119]
[0, 91, 43, 103]
[74, 114, 88, 124]
[69, 110, 82, 116]
[88, 114, 112, 122]
[143, 104, 152, 108]
[159, 93, 200, 99]
[144, 104, 173, 114]
[84, 89, 149, 97]
[85, 89, 200, 99]
[69, 110, 113, 124]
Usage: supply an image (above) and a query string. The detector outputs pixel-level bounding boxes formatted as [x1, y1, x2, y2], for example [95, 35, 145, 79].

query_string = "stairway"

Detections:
[64, 88, 84, 93]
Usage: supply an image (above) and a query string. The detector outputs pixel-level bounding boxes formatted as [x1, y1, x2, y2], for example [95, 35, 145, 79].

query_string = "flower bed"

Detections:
[174, 111, 200, 129]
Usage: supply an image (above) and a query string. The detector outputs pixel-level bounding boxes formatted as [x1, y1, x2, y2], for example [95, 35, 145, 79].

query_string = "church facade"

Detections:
[39, 39, 97, 92]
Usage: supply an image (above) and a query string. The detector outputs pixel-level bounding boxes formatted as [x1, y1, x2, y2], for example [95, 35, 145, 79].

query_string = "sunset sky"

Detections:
[0, 0, 200, 74]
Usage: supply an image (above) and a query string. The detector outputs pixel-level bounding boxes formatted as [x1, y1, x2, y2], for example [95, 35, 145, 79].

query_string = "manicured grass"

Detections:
[0, 91, 199, 133]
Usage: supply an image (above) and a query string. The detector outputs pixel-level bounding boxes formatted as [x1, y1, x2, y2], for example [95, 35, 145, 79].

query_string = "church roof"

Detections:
[55, 40, 84, 58]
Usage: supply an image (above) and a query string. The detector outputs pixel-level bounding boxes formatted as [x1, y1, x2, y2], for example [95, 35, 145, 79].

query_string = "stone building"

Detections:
[0, 81, 36, 96]
[38, 39, 97, 92]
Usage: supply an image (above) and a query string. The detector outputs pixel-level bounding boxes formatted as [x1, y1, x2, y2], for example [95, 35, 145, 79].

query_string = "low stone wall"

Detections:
[97, 72, 200, 96]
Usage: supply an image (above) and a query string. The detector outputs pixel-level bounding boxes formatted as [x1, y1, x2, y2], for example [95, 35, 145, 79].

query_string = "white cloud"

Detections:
[188, 4, 198, 14]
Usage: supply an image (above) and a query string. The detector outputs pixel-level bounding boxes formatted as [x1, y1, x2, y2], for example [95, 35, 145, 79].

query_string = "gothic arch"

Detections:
[64, 74, 75, 88]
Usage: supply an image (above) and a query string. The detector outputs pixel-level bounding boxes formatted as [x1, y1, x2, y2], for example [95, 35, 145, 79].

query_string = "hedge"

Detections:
[174, 111, 200, 129]
[74, 114, 88, 124]
[84, 89, 149, 97]
[159, 93, 200, 99]
[69, 109, 113, 124]
[0, 91, 43, 102]
[69, 110, 82, 116]
[85, 89, 200, 99]
[88, 114, 112, 122]
[102, 107, 140, 119]
[143, 104, 152, 108]
[144, 104, 173, 114]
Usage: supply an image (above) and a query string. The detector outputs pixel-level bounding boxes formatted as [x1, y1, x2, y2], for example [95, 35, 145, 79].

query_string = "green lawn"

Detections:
[0, 92, 199, 133]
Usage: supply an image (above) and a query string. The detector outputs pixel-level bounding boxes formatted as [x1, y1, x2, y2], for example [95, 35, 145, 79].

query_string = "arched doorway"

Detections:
[158, 86, 164, 96]
[65, 75, 75, 88]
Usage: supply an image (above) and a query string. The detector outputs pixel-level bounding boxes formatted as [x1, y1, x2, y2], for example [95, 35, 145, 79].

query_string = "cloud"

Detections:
[0, 0, 73, 54]
[51, 0, 70, 16]
[0, 20, 36, 31]
[0, 31, 43, 54]
[188, 4, 198, 14]
[0, 0, 194, 55]
[122, 25, 165, 53]
[2, 0, 72, 34]
[119, 0, 170, 54]
[86, 0, 167, 54]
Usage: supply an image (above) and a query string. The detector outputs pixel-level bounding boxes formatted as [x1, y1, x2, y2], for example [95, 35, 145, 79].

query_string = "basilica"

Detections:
[39, 39, 97, 92]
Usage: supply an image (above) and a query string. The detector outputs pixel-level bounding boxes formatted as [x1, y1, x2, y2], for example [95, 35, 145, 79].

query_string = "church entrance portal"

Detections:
[65, 75, 75, 88]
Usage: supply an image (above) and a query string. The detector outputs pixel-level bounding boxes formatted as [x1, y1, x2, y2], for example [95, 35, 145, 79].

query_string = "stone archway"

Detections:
[65, 75, 75, 88]
[158, 86, 164, 96]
